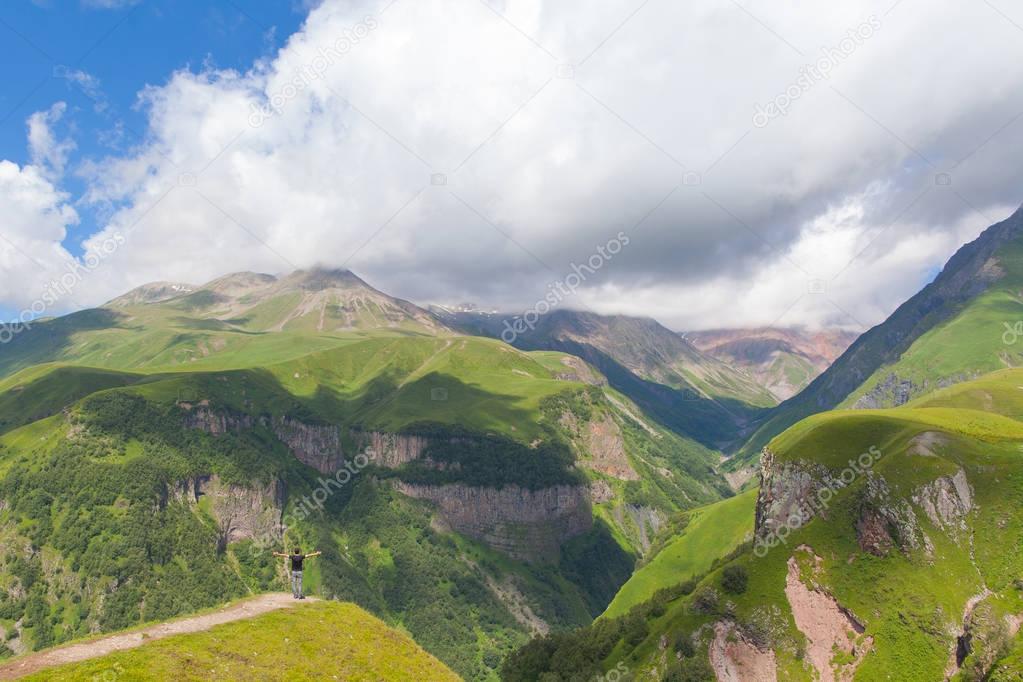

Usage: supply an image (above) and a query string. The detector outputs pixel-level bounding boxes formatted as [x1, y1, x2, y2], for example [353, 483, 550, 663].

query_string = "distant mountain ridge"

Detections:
[116, 268, 448, 335]
[687, 327, 859, 400]
[435, 307, 778, 448]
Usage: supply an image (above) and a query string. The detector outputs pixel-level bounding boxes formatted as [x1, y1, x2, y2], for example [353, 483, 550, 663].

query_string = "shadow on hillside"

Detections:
[0, 365, 144, 435]
[168, 316, 265, 335]
[170, 365, 546, 447]
[0, 308, 133, 377]
[517, 338, 765, 449]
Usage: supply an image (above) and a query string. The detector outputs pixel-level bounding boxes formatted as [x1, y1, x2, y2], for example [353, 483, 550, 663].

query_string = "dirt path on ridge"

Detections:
[0, 593, 316, 680]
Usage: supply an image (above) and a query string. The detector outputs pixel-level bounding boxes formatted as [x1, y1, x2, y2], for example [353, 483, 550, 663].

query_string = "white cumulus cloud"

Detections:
[3, 0, 1022, 330]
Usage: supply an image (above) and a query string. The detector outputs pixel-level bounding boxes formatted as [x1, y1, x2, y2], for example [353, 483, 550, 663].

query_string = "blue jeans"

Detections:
[291, 570, 303, 598]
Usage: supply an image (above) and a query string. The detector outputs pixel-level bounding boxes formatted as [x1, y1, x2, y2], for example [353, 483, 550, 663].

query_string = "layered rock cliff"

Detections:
[181, 405, 343, 474]
[350, 430, 430, 468]
[756, 446, 974, 559]
[272, 416, 343, 473]
[181, 404, 254, 434]
[754, 447, 849, 541]
[393, 481, 592, 562]
[165, 474, 285, 549]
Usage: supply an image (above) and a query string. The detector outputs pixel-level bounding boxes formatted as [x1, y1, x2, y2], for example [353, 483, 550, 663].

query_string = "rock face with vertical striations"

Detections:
[393, 481, 592, 562]
[181, 404, 254, 434]
[350, 430, 431, 468]
[166, 474, 285, 549]
[180, 404, 343, 474]
[271, 416, 343, 474]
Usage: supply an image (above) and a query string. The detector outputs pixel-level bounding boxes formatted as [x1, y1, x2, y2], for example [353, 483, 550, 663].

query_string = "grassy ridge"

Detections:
[730, 207, 1023, 467]
[506, 368, 1023, 680]
[23, 600, 460, 681]
[843, 241, 1023, 409]
[600, 489, 756, 620]
[0, 333, 730, 679]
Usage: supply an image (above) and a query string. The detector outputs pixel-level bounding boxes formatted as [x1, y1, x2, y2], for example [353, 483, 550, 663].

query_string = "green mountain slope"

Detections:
[600, 489, 756, 620]
[18, 600, 459, 681]
[0, 268, 446, 378]
[438, 309, 776, 448]
[733, 203, 1023, 465]
[0, 270, 737, 680]
[505, 368, 1023, 681]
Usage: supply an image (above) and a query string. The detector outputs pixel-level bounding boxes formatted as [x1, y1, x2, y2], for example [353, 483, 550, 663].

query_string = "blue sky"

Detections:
[0, 0, 305, 256]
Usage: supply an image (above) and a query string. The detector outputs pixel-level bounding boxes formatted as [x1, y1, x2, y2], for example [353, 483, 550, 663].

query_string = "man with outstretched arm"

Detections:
[273, 547, 322, 599]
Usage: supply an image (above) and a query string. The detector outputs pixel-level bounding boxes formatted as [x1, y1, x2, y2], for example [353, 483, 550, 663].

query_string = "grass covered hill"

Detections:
[0, 270, 736, 681]
[17, 599, 460, 681]
[731, 203, 1023, 467]
[504, 368, 1023, 681]
[600, 489, 756, 621]
[0, 268, 447, 379]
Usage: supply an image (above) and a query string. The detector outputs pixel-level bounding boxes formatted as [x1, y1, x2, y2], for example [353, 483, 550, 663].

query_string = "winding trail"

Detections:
[0, 593, 316, 680]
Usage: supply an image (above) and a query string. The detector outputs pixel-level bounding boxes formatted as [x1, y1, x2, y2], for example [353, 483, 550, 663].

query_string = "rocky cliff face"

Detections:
[181, 405, 343, 474]
[165, 474, 285, 549]
[852, 371, 982, 409]
[351, 430, 430, 468]
[272, 416, 343, 473]
[582, 415, 639, 480]
[181, 404, 254, 434]
[756, 446, 975, 559]
[611, 503, 665, 553]
[754, 448, 850, 541]
[393, 481, 592, 562]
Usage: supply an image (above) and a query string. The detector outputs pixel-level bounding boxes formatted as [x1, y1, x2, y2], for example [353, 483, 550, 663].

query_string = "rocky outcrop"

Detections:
[612, 504, 665, 553]
[351, 430, 430, 468]
[589, 480, 614, 504]
[755, 448, 850, 541]
[582, 415, 639, 480]
[166, 475, 285, 549]
[853, 372, 980, 409]
[784, 548, 872, 682]
[181, 404, 254, 434]
[181, 405, 343, 474]
[853, 373, 921, 409]
[855, 473, 924, 556]
[912, 469, 973, 534]
[393, 482, 592, 562]
[708, 620, 778, 681]
[272, 417, 343, 474]
[856, 469, 973, 556]
[553, 355, 605, 386]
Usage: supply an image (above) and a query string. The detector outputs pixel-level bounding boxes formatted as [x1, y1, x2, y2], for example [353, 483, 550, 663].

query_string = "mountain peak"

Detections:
[280, 268, 369, 291]
[105, 281, 196, 307]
